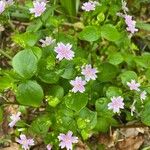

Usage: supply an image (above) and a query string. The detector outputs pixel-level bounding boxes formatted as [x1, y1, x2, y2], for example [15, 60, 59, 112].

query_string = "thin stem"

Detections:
[0, 49, 12, 60]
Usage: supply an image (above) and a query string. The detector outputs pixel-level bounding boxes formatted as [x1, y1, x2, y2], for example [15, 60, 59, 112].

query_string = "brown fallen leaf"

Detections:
[75, 140, 90, 150]
[1, 143, 19, 150]
[115, 135, 144, 150]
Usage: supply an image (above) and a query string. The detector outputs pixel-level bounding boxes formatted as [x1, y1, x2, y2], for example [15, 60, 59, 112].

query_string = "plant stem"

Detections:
[0, 49, 12, 60]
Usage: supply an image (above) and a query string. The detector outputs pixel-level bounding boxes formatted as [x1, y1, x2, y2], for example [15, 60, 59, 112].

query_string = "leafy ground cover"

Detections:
[0, 0, 150, 149]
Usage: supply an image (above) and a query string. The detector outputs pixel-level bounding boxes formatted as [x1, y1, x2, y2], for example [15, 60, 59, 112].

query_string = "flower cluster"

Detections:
[29, 0, 46, 17]
[70, 64, 98, 93]
[15, 131, 78, 150]
[82, 1, 98, 12]
[124, 15, 138, 34]
[117, 0, 138, 34]
[108, 79, 147, 114]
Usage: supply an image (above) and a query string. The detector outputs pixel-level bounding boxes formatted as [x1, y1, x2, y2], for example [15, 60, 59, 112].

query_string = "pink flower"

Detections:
[16, 134, 34, 150]
[58, 131, 78, 150]
[70, 77, 86, 93]
[0, 1, 6, 14]
[127, 79, 140, 91]
[47, 144, 52, 150]
[54, 42, 74, 61]
[81, 64, 98, 81]
[29, 1, 46, 17]
[8, 112, 21, 128]
[108, 96, 124, 113]
[82, 1, 97, 12]
[140, 91, 147, 101]
[40, 36, 55, 47]
[124, 15, 138, 34]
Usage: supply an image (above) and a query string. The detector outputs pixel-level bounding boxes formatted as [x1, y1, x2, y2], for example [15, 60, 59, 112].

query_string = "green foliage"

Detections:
[65, 93, 88, 112]
[120, 71, 138, 85]
[60, 0, 80, 17]
[0, 107, 3, 123]
[141, 101, 150, 126]
[12, 50, 38, 79]
[0, 0, 149, 149]
[16, 80, 44, 107]
[30, 114, 51, 136]
[101, 24, 121, 42]
[98, 63, 118, 82]
[12, 32, 40, 47]
[79, 26, 101, 42]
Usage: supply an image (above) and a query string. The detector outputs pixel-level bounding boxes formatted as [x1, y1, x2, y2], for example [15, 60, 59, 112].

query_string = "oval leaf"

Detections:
[17, 80, 44, 107]
[65, 93, 88, 112]
[12, 50, 38, 79]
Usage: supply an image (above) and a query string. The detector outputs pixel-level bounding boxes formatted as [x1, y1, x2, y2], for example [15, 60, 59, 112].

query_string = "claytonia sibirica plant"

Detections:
[124, 15, 138, 34]
[54, 42, 74, 61]
[82, 1, 98, 12]
[70, 77, 86, 93]
[8, 112, 21, 128]
[117, 0, 138, 34]
[40, 36, 55, 47]
[127, 79, 140, 91]
[16, 134, 34, 150]
[0, 0, 150, 149]
[29, 1, 46, 17]
[58, 131, 78, 150]
[0, 1, 5, 14]
[108, 96, 124, 113]
[81, 64, 98, 81]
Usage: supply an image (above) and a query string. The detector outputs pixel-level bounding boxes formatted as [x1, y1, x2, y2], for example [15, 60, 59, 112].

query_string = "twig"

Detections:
[0, 49, 12, 60]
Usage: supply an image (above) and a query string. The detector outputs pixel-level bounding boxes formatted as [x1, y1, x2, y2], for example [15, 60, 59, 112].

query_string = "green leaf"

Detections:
[48, 85, 64, 99]
[65, 93, 88, 112]
[60, 0, 79, 17]
[79, 26, 101, 42]
[101, 24, 121, 41]
[98, 63, 118, 82]
[136, 21, 150, 31]
[12, 50, 38, 79]
[46, 85, 64, 107]
[77, 107, 97, 130]
[31, 47, 42, 61]
[17, 80, 44, 107]
[12, 32, 40, 47]
[106, 86, 122, 98]
[30, 115, 51, 136]
[94, 117, 110, 132]
[120, 71, 138, 85]
[134, 53, 150, 68]
[108, 52, 124, 65]
[39, 70, 59, 84]
[141, 101, 150, 126]
[0, 107, 3, 123]
[26, 19, 43, 32]
[95, 98, 113, 117]
[145, 69, 150, 81]
[59, 62, 76, 79]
